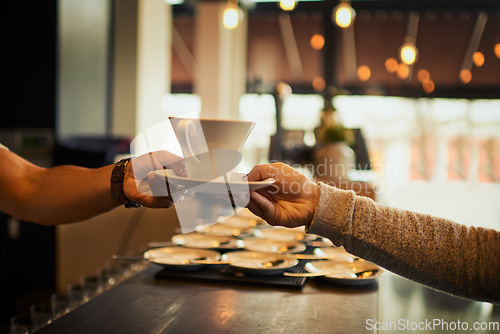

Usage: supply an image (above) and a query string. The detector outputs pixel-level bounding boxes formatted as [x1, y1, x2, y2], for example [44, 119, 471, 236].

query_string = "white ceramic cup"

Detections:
[169, 117, 255, 180]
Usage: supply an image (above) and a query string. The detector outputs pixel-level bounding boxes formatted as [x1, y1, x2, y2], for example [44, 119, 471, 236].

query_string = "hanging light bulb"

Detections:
[223, 1, 240, 30]
[333, 1, 356, 29]
[280, 0, 296, 11]
[399, 37, 418, 65]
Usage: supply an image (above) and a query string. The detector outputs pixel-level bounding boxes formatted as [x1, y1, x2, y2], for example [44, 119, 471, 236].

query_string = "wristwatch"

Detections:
[110, 158, 141, 208]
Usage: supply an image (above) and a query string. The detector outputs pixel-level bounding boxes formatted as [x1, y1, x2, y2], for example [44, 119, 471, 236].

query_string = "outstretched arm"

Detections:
[0, 148, 182, 225]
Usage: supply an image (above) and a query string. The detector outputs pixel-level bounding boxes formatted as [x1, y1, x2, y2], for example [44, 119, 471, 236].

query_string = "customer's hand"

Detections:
[124, 151, 185, 208]
[246, 163, 320, 228]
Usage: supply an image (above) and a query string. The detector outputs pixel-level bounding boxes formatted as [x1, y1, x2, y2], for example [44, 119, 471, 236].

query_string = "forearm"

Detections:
[308, 183, 500, 303]
[6, 164, 119, 225]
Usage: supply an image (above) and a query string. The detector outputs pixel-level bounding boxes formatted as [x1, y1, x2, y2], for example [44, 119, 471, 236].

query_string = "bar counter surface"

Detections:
[38, 264, 500, 333]
[38, 264, 379, 333]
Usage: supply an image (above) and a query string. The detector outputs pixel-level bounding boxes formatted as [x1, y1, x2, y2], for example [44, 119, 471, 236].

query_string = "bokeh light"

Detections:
[495, 43, 500, 59]
[400, 43, 418, 65]
[460, 69, 472, 84]
[333, 2, 356, 28]
[280, 0, 296, 11]
[385, 58, 398, 73]
[473, 51, 484, 67]
[422, 79, 435, 93]
[396, 63, 410, 79]
[310, 34, 325, 51]
[312, 77, 326, 92]
[223, 7, 239, 30]
[357, 65, 371, 81]
[417, 69, 430, 82]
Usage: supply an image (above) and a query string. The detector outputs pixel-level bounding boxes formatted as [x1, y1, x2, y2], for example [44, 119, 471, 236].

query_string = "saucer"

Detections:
[222, 251, 298, 275]
[143, 246, 221, 271]
[241, 238, 306, 254]
[305, 260, 382, 285]
[155, 169, 275, 194]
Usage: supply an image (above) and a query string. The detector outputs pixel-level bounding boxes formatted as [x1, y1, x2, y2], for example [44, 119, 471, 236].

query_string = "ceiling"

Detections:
[170, 0, 500, 98]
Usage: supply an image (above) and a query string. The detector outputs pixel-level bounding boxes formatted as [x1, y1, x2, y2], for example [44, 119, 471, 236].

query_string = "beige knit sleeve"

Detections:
[307, 182, 500, 304]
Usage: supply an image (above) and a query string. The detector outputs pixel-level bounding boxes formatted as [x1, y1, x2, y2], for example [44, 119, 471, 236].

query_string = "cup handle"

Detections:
[181, 120, 201, 163]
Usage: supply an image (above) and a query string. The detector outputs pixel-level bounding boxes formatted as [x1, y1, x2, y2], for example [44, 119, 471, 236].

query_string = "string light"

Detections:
[333, 1, 356, 29]
[473, 51, 485, 67]
[279, 0, 296, 11]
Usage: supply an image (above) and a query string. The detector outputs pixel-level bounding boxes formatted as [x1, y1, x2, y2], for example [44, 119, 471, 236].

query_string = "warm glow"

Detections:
[473, 51, 485, 67]
[422, 79, 435, 93]
[385, 58, 398, 73]
[280, 0, 296, 11]
[276, 82, 292, 97]
[460, 69, 472, 84]
[223, 7, 239, 30]
[400, 43, 418, 65]
[334, 2, 356, 28]
[357, 65, 371, 81]
[310, 34, 325, 51]
[396, 63, 410, 79]
[417, 69, 430, 83]
[495, 43, 500, 59]
[312, 77, 326, 92]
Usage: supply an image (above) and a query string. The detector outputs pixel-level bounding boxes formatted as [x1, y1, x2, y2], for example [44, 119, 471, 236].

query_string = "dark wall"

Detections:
[1, 0, 57, 324]
[3, 0, 57, 128]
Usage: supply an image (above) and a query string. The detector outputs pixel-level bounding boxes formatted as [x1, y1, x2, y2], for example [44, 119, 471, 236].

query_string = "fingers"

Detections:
[172, 159, 186, 177]
[147, 171, 170, 197]
[247, 163, 282, 182]
[248, 191, 277, 224]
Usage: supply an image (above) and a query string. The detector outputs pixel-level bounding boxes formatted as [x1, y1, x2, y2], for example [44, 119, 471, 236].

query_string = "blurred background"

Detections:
[1, 0, 499, 324]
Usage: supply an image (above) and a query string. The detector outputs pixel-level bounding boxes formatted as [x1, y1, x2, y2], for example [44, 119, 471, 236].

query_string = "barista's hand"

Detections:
[123, 151, 186, 208]
[246, 163, 320, 228]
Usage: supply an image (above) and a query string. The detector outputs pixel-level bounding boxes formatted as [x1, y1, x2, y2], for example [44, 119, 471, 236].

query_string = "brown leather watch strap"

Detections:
[110, 158, 141, 208]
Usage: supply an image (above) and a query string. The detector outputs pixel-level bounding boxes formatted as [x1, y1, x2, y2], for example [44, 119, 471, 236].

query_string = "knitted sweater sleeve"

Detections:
[307, 182, 500, 304]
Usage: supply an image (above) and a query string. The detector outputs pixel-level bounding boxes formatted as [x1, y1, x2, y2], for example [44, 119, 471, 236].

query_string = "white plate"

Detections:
[306, 237, 334, 247]
[196, 223, 251, 237]
[143, 246, 221, 271]
[155, 169, 275, 194]
[235, 208, 265, 222]
[305, 260, 382, 285]
[171, 233, 241, 249]
[313, 247, 360, 262]
[219, 215, 259, 228]
[254, 227, 307, 242]
[222, 251, 299, 275]
[241, 238, 306, 254]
